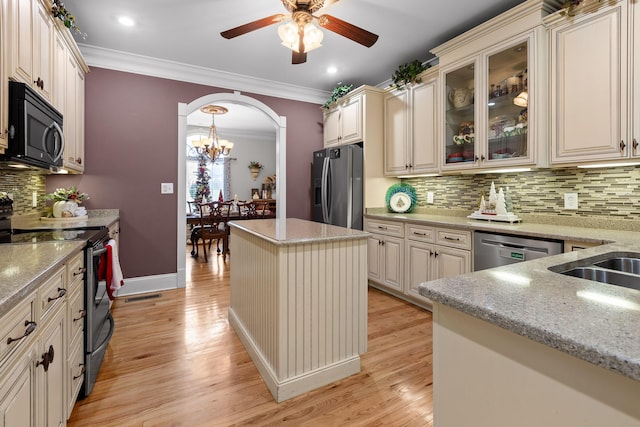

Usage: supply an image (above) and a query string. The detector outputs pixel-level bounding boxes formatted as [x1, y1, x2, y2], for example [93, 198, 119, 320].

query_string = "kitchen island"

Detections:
[228, 218, 369, 402]
[420, 241, 640, 426]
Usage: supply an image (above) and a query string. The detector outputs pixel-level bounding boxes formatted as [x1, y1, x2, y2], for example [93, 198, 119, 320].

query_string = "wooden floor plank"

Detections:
[67, 249, 434, 426]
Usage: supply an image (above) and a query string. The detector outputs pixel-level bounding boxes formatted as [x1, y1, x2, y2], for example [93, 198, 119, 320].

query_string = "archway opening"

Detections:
[176, 92, 287, 288]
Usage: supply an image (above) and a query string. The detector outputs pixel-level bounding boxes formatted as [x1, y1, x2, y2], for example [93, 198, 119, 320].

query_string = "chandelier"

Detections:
[193, 105, 233, 161]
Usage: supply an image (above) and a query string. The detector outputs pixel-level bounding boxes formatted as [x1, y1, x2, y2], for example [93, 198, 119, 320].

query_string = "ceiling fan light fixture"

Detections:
[278, 21, 323, 53]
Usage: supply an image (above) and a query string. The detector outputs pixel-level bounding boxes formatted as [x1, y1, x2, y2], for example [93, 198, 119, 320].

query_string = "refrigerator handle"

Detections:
[321, 156, 330, 223]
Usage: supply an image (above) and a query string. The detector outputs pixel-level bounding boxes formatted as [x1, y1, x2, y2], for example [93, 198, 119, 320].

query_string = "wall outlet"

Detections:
[32, 191, 38, 207]
[427, 192, 434, 204]
[161, 183, 174, 194]
[564, 193, 578, 210]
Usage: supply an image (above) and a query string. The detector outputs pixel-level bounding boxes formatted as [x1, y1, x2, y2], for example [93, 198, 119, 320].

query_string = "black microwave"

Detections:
[3, 81, 64, 170]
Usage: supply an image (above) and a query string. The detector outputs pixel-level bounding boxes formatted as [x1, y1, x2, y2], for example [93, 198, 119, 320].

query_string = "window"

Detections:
[186, 134, 230, 202]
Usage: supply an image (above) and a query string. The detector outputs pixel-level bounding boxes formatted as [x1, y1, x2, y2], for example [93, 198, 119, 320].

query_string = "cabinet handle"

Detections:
[633, 139, 638, 152]
[381, 240, 385, 246]
[73, 267, 87, 276]
[409, 163, 413, 168]
[620, 140, 626, 151]
[73, 365, 86, 380]
[6, 321, 37, 345]
[73, 310, 86, 322]
[434, 251, 439, 258]
[474, 155, 479, 162]
[47, 287, 67, 302]
[36, 345, 55, 372]
[413, 232, 427, 236]
[76, 157, 82, 164]
[444, 236, 461, 241]
[405, 164, 409, 169]
[377, 226, 388, 230]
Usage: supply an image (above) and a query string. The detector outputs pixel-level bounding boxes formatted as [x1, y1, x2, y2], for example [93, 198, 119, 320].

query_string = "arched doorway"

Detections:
[176, 91, 287, 288]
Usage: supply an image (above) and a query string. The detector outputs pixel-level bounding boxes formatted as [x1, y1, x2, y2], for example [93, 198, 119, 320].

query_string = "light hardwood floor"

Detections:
[67, 249, 434, 426]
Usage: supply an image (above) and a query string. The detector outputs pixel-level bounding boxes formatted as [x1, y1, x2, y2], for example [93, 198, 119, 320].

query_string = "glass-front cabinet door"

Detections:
[443, 60, 477, 168]
[485, 40, 529, 164]
[441, 35, 534, 170]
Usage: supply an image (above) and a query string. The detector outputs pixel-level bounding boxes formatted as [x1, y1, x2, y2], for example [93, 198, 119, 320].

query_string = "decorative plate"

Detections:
[385, 183, 417, 213]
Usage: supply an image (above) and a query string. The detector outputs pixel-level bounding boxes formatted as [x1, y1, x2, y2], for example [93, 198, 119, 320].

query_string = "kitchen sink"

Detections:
[561, 267, 640, 291]
[593, 257, 640, 275]
[549, 252, 640, 291]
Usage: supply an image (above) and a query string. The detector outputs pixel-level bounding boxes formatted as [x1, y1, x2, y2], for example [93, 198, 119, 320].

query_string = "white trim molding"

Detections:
[79, 44, 328, 105]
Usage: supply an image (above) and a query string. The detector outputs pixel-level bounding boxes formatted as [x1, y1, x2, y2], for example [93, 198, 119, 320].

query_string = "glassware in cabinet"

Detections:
[444, 61, 476, 166]
[486, 40, 529, 163]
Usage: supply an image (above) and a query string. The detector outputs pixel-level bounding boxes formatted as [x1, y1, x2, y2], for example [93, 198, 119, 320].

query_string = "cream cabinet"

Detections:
[366, 218, 404, 292]
[405, 223, 471, 308]
[384, 68, 439, 176]
[431, 0, 555, 172]
[0, 290, 37, 427]
[0, 249, 85, 426]
[52, 20, 88, 173]
[366, 218, 472, 310]
[7, 0, 54, 101]
[547, 0, 639, 165]
[323, 92, 362, 147]
[65, 250, 85, 418]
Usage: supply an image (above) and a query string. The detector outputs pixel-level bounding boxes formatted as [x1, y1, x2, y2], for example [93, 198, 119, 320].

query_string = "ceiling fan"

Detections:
[220, 0, 379, 64]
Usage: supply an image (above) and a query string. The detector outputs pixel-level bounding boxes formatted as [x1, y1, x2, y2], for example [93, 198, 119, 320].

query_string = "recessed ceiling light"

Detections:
[327, 66, 337, 74]
[118, 16, 135, 27]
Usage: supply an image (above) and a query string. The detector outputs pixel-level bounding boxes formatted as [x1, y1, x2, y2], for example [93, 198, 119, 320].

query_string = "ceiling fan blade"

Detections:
[220, 14, 287, 39]
[292, 50, 307, 64]
[317, 14, 378, 47]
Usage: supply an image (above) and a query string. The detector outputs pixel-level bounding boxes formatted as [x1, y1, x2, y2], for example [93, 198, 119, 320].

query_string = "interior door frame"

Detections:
[177, 91, 286, 288]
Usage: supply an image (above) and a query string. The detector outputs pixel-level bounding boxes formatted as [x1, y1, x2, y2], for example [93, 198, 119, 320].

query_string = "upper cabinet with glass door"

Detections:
[432, 0, 561, 172]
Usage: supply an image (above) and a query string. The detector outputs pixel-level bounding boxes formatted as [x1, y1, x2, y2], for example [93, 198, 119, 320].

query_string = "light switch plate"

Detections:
[161, 183, 174, 194]
[427, 192, 434, 204]
[564, 193, 578, 210]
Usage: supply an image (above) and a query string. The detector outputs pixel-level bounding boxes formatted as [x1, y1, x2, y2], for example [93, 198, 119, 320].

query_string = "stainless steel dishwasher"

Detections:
[474, 231, 564, 271]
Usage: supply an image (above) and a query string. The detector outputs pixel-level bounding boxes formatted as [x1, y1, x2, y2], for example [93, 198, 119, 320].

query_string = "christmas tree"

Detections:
[194, 153, 211, 202]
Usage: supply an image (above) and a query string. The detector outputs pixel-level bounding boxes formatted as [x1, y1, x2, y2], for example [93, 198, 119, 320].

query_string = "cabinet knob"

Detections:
[33, 77, 44, 90]
[36, 345, 55, 372]
[76, 157, 82, 164]
[620, 140, 626, 151]
[434, 251, 439, 258]
[633, 139, 638, 151]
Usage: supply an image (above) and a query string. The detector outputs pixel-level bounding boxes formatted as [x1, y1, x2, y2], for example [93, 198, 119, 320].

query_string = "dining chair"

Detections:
[190, 201, 232, 262]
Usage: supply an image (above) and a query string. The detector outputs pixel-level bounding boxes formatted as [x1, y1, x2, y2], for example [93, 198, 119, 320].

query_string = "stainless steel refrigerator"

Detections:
[311, 143, 363, 230]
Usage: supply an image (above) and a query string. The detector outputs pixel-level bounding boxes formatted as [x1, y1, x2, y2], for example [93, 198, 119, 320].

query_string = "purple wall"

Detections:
[48, 68, 324, 278]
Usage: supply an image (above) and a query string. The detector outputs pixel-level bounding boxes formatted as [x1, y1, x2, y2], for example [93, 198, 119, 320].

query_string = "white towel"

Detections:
[107, 239, 124, 297]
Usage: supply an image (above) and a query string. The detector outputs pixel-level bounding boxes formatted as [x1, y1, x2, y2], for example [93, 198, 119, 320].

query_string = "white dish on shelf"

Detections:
[467, 211, 521, 223]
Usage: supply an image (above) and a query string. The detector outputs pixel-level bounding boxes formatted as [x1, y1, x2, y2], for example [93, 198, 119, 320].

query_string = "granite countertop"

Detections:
[0, 241, 85, 318]
[11, 209, 120, 231]
[229, 218, 370, 245]
[376, 211, 640, 382]
[0, 209, 120, 319]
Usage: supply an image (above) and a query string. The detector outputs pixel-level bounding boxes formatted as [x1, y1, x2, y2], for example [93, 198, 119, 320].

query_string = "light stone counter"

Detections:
[0, 241, 85, 318]
[229, 217, 370, 245]
[11, 209, 120, 231]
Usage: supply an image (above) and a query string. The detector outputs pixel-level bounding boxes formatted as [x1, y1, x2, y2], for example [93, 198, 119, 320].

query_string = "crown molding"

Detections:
[78, 44, 329, 105]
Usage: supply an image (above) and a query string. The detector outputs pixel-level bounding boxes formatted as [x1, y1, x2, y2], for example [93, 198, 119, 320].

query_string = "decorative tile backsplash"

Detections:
[404, 165, 640, 221]
[0, 170, 46, 214]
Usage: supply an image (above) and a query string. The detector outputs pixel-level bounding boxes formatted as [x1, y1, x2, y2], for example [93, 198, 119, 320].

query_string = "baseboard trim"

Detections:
[115, 273, 179, 297]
